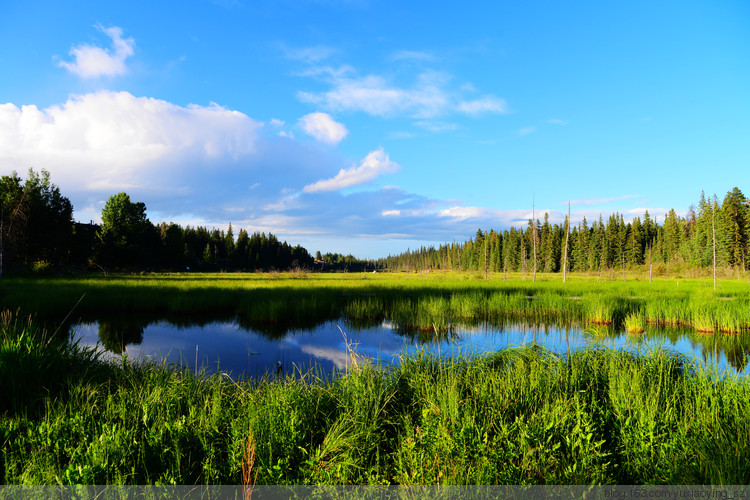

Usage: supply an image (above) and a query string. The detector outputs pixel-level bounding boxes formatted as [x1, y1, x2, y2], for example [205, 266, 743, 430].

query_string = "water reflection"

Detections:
[71, 315, 750, 379]
[97, 320, 145, 354]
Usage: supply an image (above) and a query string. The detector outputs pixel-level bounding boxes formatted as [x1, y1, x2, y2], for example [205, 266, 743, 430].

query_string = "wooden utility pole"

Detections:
[563, 201, 570, 283]
[712, 196, 717, 290]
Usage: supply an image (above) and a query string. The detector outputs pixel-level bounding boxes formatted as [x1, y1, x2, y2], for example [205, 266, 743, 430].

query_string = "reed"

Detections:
[4, 313, 750, 485]
[586, 295, 615, 325]
[624, 312, 646, 334]
[2, 273, 750, 340]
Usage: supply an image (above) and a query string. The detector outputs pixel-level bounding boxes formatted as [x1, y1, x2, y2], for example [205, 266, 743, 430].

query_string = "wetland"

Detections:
[3, 272, 750, 485]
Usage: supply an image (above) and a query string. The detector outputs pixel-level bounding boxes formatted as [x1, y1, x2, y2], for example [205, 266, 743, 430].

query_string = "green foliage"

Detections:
[0, 169, 73, 274]
[97, 192, 158, 269]
[379, 188, 750, 276]
[3, 315, 750, 485]
[31, 260, 52, 275]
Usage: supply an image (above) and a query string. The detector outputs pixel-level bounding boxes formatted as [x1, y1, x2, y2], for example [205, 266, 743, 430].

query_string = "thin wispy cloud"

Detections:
[58, 25, 135, 78]
[566, 195, 639, 206]
[293, 49, 507, 121]
[303, 148, 399, 192]
[547, 118, 568, 125]
[389, 50, 436, 62]
[385, 131, 417, 140]
[298, 73, 449, 118]
[457, 96, 508, 115]
[298, 112, 348, 145]
[414, 120, 457, 133]
[517, 126, 536, 137]
[281, 44, 337, 64]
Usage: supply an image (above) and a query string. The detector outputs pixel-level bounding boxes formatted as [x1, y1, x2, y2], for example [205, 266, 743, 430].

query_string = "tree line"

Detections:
[378, 188, 750, 276]
[2, 169, 747, 276]
[0, 169, 314, 274]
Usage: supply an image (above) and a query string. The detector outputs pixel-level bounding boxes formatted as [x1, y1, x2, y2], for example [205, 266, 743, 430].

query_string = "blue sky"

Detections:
[1, 0, 748, 257]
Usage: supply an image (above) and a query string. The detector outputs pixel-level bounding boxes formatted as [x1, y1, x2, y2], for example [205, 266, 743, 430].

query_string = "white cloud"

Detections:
[303, 148, 400, 193]
[298, 344, 370, 371]
[58, 25, 135, 78]
[547, 118, 568, 125]
[298, 112, 348, 145]
[457, 96, 507, 115]
[438, 206, 488, 221]
[0, 91, 263, 197]
[2, 91, 596, 258]
[517, 126, 536, 137]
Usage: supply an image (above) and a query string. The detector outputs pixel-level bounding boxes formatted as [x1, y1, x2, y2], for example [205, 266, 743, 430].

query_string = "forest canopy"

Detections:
[1, 169, 748, 275]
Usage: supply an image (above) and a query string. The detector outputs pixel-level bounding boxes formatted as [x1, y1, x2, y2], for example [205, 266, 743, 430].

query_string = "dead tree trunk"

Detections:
[532, 197, 537, 282]
[562, 201, 570, 283]
[712, 200, 717, 290]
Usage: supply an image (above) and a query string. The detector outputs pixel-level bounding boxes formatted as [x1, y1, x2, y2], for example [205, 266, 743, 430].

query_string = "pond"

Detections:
[71, 315, 750, 379]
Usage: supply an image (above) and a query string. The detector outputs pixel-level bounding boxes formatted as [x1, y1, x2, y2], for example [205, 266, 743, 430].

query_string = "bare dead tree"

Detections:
[484, 229, 488, 279]
[563, 201, 570, 283]
[712, 195, 717, 290]
[532, 195, 537, 282]
[522, 236, 527, 281]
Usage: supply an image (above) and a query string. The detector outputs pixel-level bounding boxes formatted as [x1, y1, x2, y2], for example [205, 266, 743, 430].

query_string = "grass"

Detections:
[3, 271, 748, 335]
[2, 312, 750, 485]
[2, 271, 750, 484]
[624, 313, 645, 334]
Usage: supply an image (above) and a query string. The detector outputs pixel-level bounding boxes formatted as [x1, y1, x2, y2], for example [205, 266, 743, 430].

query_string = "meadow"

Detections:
[2, 271, 750, 485]
[2, 270, 749, 334]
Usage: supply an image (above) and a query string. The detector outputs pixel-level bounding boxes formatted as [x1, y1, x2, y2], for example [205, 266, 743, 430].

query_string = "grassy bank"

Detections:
[2, 314, 750, 485]
[2, 272, 749, 334]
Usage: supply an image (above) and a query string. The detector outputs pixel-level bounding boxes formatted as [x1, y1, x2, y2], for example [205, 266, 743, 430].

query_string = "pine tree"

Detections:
[719, 187, 749, 269]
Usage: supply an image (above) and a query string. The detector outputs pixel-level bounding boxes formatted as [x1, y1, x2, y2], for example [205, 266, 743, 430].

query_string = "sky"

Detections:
[1, 0, 748, 258]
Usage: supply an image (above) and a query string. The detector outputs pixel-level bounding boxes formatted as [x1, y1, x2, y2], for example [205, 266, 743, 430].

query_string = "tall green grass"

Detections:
[1, 272, 749, 337]
[3, 313, 750, 485]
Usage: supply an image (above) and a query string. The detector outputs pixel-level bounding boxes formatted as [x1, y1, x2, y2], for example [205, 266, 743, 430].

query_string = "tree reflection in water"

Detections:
[98, 320, 145, 354]
[76, 314, 750, 377]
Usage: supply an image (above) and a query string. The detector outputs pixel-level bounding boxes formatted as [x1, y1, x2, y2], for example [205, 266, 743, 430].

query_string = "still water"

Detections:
[72, 317, 750, 379]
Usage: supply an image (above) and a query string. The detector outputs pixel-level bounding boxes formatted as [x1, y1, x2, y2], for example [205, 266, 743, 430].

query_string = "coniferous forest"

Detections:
[1, 168, 748, 275]
[379, 189, 750, 275]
